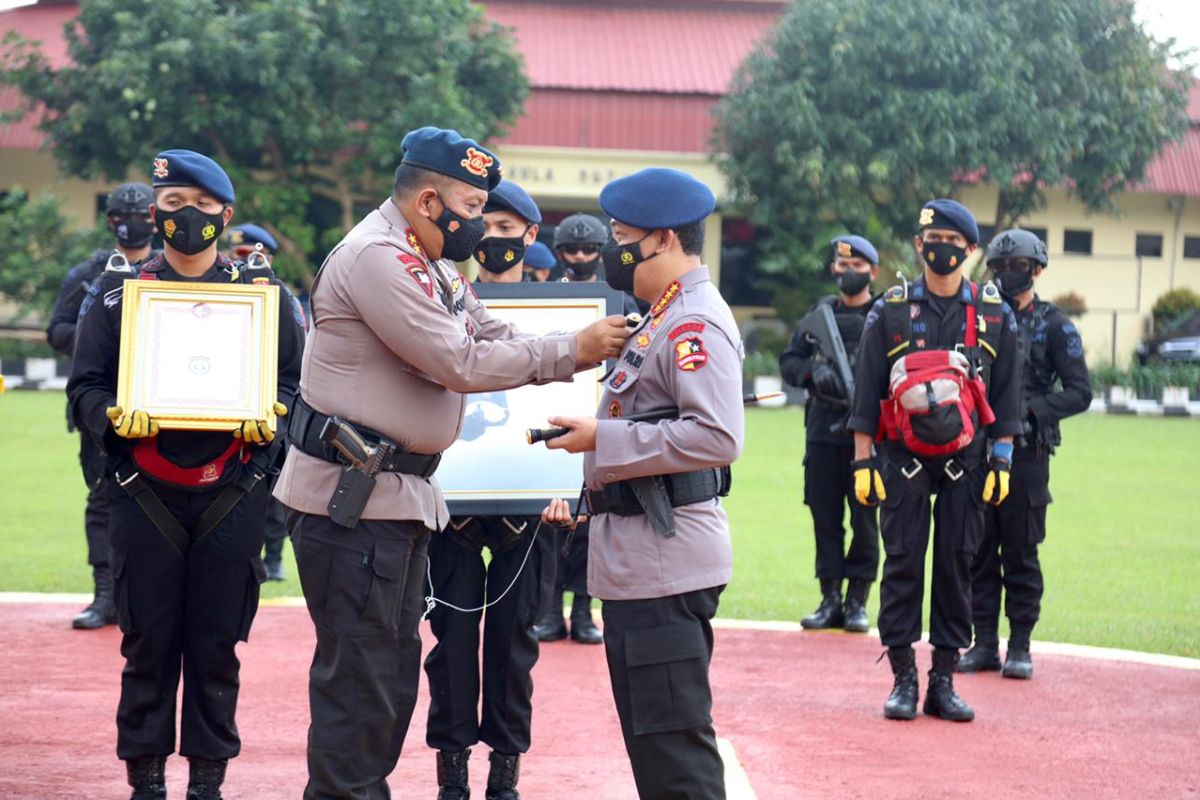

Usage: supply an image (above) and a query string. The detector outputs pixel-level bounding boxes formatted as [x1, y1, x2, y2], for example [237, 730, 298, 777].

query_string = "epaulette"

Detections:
[980, 281, 1002, 304]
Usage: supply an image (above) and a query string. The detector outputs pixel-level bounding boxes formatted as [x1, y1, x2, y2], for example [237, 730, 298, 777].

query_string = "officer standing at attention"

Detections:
[47, 182, 156, 630]
[272, 127, 628, 800]
[424, 179, 555, 800]
[522, 241, 556, 282]
[67, 150, 304, 799]
[542, 167, 744, 799]
[958, 229, 1091, 679]
[221, 223, 294, 581]
[529, 212, 626, 645]
[847, 199, 1022, 723]
[779, 235, 880, 632]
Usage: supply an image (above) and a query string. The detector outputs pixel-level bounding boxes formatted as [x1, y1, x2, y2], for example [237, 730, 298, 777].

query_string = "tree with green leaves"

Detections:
[0, 188, 109, 322]
[713, 0, 1190, 282]
[1, 0, 527, 286]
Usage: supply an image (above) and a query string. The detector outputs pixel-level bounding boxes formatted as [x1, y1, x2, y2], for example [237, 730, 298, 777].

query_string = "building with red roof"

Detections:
[3, 0, 1200, 361]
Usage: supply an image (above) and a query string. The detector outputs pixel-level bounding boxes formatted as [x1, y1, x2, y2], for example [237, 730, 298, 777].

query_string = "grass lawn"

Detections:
[2, 392, 1197, 657]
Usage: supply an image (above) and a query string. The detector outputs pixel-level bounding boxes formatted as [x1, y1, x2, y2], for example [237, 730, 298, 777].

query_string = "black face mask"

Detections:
[600, 232, 655, 293]
[992, 259, 1035, 300]
[155, 205, 225, 256]
[434, 197, 485, 262]
[474, 234, 527, 274]
[112, 215, 155, 249]
[835, 269, 872, 296]
[565, 257, 602, 281]
[922, 241, 968, 276]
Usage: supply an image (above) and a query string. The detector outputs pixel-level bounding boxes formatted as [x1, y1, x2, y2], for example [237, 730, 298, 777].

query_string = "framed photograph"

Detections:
[440, 281, 625, 516]
[115, 280, 280, 432]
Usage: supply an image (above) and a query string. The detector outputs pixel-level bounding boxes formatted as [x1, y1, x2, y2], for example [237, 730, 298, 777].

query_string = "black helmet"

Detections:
[105, 183, 154, 216]
[987, 228, 1048, 268]
[553, 213, 608, 249]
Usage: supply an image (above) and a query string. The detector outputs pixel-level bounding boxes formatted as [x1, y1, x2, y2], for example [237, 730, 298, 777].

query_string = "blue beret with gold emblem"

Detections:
[151, 149, 235, 203]
[919, 198, 979, 245]
[401, 126, 501, 191]
[226, 223, 278, 255]
[831, 234, 878, 265]
[485, 180, 541, 224]
[599, 168, 716, 230]
[524, 241, 556, 269]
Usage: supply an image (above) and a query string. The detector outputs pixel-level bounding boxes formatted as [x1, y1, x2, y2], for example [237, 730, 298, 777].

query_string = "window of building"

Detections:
[1063, 229, 1093, 254]
[95, 193, 108, 216]
[1183, 236, 1200, 259]
[1135, 233, 1164, 258]
[1022, 226, 1048, 244]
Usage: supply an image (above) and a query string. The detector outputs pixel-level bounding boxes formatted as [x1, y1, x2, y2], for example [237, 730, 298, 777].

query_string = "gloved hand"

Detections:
[812, 364, 847, 401]
[235, 401, 288, 445]
[982, 441, 1012, 506]
[851, 457, 886, 507]
[106, 405, 159, 438]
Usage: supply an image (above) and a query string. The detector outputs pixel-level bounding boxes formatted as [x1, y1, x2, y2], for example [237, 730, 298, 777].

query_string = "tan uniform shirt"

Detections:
[274, 199, 578, 531]
[585, 266, 745, 600]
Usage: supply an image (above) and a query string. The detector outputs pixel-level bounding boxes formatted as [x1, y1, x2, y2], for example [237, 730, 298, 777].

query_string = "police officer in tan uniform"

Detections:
[273, 127, 628, 800]
[543, 168, 744, 800]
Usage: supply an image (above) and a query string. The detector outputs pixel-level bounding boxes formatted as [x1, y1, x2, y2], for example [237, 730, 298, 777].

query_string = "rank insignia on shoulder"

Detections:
[675, 337, 708, 371]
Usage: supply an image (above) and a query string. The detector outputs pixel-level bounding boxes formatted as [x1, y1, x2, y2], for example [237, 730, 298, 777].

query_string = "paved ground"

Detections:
[1, 601, 1198, 799]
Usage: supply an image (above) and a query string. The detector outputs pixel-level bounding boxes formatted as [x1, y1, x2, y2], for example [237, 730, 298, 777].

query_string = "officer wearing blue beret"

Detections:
[274, 127, 629, 800]
[67, 149, 304, 798]
[422, 179, 555, 799]
[522, 241, 556, 281]
[541, 167, 744, 800]
[846, 198, 1023, 723]
[780, 234, 881, 634]
[223, 223, 279, 260]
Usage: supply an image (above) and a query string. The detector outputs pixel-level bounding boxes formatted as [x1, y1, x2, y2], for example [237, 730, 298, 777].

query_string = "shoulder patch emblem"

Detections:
[669, 321, 705, 340]
[405, 264, 434, 298]
[611, 370, 628, 389]
[675, 337, 708, 371]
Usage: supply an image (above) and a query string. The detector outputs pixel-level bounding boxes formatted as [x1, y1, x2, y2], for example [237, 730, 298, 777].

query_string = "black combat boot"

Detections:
[569, 594, 602, 644]
[125, 755, 166, 800]
[883, 646, 919, 720]
[924, 648, 975, 722]
[530, 594, 567, 642]
[800, 580, 843, 629]
[486, 752, 520, 800]
[436, 749, 471, 800]
[957, 622, 1001, 673]
[186, 758, 226, 800]
[73, 565, 117, 630]
[1003, 625, 1034, 680]
[263, 538, 285, 581]
[842, 580, 871, 633]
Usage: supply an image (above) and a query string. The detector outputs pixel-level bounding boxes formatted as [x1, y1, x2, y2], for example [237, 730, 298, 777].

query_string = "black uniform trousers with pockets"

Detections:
[108, 475, 268, 761]
[424, 516, 550, 755]
[876, 438, 987, 650]
[601, 586, 726, 800]
[971, 445, 1050, 632]
[804, 441, 879, 582]
[81, 431, 112, 569]
[288, 510, 430, 800]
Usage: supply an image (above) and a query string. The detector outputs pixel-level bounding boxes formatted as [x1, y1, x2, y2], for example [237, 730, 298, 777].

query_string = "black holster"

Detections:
[586, 466, 731, 538]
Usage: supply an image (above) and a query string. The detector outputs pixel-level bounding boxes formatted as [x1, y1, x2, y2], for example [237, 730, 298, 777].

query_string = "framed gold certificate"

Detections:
[115, 280, 280, 432]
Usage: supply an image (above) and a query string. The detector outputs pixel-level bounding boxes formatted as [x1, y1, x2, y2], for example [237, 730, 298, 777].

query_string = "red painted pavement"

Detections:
[0, 603, 1197, 799]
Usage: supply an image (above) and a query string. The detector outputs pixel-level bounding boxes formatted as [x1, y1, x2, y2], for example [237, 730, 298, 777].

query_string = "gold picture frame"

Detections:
[116, 280, 280, 432]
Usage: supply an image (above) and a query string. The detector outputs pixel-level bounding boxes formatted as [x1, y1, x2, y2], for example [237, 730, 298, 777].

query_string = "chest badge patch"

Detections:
[611, 370, 628, 389]
[609, 400, 622, 418]
[636, 333, 651, 349]
[675, 337, 708, 371]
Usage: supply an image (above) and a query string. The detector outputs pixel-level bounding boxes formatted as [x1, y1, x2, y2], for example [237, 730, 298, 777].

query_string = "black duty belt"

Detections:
[290, 395, 441, 479]
[585, 466, 731, 538]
